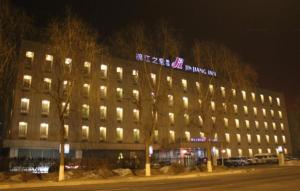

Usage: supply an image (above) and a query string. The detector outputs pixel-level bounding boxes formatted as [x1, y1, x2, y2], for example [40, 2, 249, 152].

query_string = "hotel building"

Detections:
[2, 41, 292, 164]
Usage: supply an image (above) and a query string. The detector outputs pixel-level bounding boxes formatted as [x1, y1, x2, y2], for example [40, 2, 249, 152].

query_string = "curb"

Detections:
[0, 170, 247, 190]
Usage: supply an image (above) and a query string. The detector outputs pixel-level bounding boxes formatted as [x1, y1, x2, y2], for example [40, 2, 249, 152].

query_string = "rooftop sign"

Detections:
[136, 53, 217, 77]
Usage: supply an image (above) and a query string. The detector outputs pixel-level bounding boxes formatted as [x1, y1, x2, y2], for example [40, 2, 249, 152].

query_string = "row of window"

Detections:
[24, 51, 281, 107]
[18, 121, 286, 146]
[217, 147, 288, 158]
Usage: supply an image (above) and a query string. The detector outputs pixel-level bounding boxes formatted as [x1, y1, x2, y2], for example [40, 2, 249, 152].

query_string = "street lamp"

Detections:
[221, 149, 226, 166]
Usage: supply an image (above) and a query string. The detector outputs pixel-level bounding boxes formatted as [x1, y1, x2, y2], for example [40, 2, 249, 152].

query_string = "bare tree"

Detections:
[0, 0, 31, 140]
[45, 12, 100, 181]
[192, 40, 257, 172]
[111, 21, 181, 176]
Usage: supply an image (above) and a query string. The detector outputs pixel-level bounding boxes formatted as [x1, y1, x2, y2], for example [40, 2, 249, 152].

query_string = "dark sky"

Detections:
[12, 0, 300, 107]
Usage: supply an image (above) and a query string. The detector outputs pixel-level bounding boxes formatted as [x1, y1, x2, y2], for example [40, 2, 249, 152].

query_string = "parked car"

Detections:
[246, 157, 259, 165]
[254, 153, 278, 164]
[224, 157, 249, 167]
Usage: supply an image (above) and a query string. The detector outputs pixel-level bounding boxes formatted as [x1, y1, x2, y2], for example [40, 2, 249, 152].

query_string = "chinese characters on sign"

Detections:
[135, 53, 217, 77]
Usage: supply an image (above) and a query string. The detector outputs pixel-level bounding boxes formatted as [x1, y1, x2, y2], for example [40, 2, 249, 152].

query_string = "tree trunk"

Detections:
[206, 142, 212, 173]
[58, 123, 65, 181]
[145, 142, 151, 176]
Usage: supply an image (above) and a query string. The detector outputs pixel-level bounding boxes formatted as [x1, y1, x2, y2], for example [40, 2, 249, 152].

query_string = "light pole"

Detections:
[221, 149, 226, 166]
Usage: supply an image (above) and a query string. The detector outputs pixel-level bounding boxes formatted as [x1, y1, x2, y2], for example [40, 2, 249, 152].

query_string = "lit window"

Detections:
[100, 86, 107, 98]
[63, 80, 71, 94]
[224, 118, 228, 127]
[235, 119, 240, 128]
[249, 149, 253, 157]
[100, 64, 108, 79]
[270, 109, 274, 118]
[18, 122, 28, 138]
[225, 133, 230, 143]
[276, 97, 281, 107]
[245, 120, 250, 128]
[264, 122, 268, 130]
[278, 111, 283, 119]
[41, 100, 50, 115]
[236, 134, 241, 144]
[196, 82, 201, 93]
[133, 89, 139, 102]
[247, 134, 251, 144]
[169, 130, 175, 143]
[154, 130, 159, 142]
[183, 97, 188, 109]
[100, 106, 107, 120]
[253, 107, 257, 116]
[267, 148, 271, 154]
[226, 148, 232, 158]
[169, 113, 175, 125]
[44, 54, 53, 72]
[200, 132, 205, 138]
[82, 104, 89, 119]
[241, 90, 246, 101]
[83, 83, 90, 97]
[257, 135, 261, 144]
[222, 103, 227, 112]
[99, 127, 106, 141]
[20, 98, 30, 113]
[209, 84, 214, 94]
[269, 96, 273, 105]
[262, 108, 267, 117]
[198, 99, 202, 108]
[116, 67, 123, 80]
[185, 131, 191, 142]
[198, 115, 203, 126]
[133, 129, 140, 143]
[258, 148, 262, 154]
[151, 73, 156, 85]
[84, 61, 91, 75]
[260, 94, 265, 104]
[133, 128, 140, 142]
[274, 135, 278, 144]
[211, 116, 216, 125]
[211, 101, 215, 111]
[61, 102, 70, 116]
[265, 135, 270, 143]
[232, 88, 236, 97]
[116, 107, 123, 122]
[280, 123, 284, 131]
[116, 88, 123, 100]
[184, 113, 190, 125]
[284, 148, 288, 154]
[233, 104, 238, 114]
[132, 70, 138, 83]
[272, 122, 277, 130]
[182, 79, 187, 91]
[82, 125, 89, 140]
[238, 149, 243, 157]
[243, 106, 248, 115]
[43, 78, 51, 92]
[133, 109, 139, 122]
[25, 51, 34, 68]
[40, 123, 49, 139]
[168, 95, 174, 106]
[167, 76, 172, 88]
[282, 135, 286, 144]
[251, 92, 256, 102]
[116, 127, 123, 142]
[64, 58, 72, 72]
[221, 86, 225, 97]
[64, 124, 69, 139]
[255, 121, 259, 129]
[23, 75, 32, 89]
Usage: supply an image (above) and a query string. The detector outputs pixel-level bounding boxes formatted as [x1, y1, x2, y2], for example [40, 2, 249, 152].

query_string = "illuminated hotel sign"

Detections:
[191, 137, 218, 143]
[136, 53, 217, 77]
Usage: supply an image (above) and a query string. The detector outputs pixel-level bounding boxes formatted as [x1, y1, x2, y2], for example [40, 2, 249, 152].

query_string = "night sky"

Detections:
[12, 0, 300, 108]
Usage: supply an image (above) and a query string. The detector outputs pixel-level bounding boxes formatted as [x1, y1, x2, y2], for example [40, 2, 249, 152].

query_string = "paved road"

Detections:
[6, 166, 300, 191]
